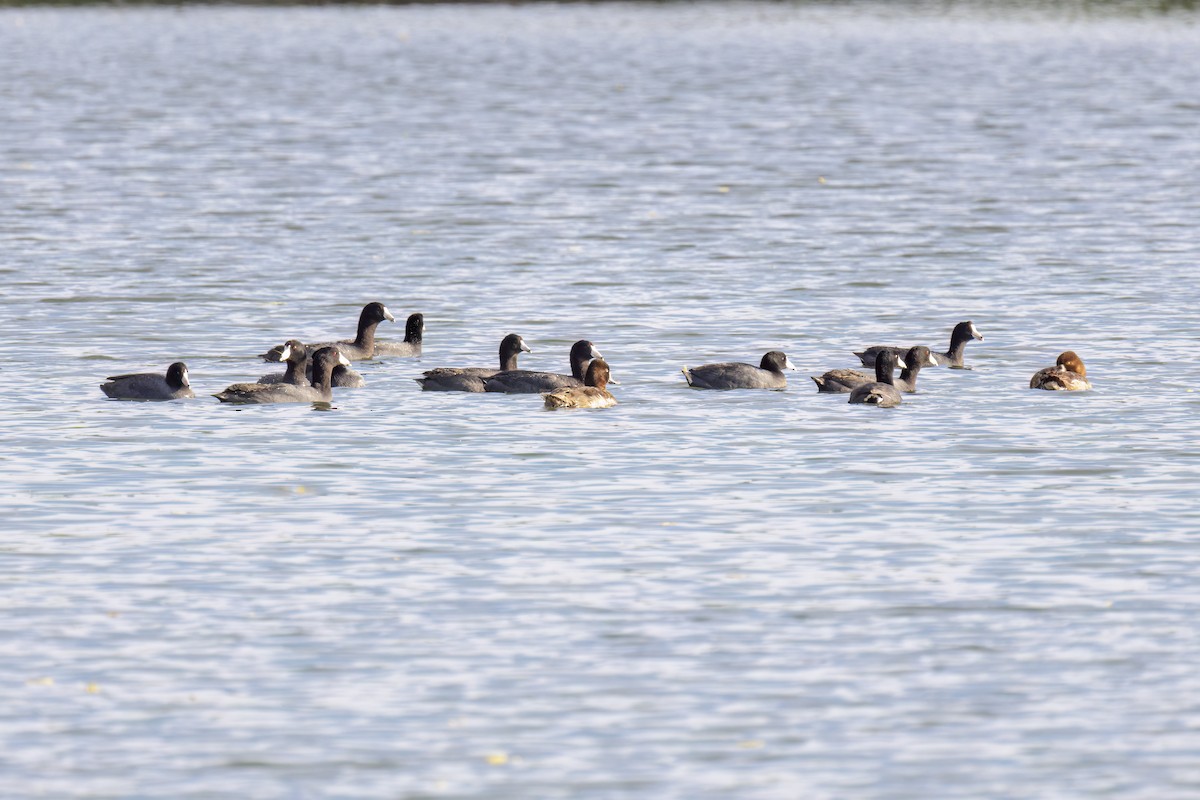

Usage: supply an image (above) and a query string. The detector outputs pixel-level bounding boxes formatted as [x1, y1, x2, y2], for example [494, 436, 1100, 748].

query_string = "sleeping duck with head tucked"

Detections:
[543, 359, 616, 409]
[1030, 351, 1092, 391]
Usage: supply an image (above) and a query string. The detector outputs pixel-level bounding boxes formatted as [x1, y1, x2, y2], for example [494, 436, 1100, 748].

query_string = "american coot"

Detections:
[373, 313, 424, 357]
[483, 340, 601, 394]
[415, 333, 531, 392]
[893, 345, 939, 393]
[683, 351, 796, 390]
[544, 359, 617, 409]
[848, 349, 904, 407]
[259, 302, 395, 362]
[101, 362, 194, 401]
[855, 320, 984, 369]
[258, 340, 365, 388]
[216, 347, 350, 404]
[1030, 351, 1092, 391]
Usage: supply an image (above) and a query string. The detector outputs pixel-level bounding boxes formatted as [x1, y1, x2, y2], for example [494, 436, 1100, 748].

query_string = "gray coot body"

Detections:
[216, 347, 350, 404]
[259, 302, 395, 363]
[416, 333, 530, 392]
[544, 359, 617, 409]
[483, 340, 601, 394]
[848, 349, 904, 407]
[855, 321, 984, 369]
[683, 351, 796, 390]
[1030, 351, 1092, 391]
[373, 313, 424, 357]
[101, 362, 194, 401]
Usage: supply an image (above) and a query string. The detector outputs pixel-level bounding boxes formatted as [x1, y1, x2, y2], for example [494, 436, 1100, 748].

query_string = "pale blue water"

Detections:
[2, 4, 1199, 797]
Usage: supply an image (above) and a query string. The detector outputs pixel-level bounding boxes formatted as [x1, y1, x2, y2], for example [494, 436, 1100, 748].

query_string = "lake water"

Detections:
[2, 3, 1199, 797]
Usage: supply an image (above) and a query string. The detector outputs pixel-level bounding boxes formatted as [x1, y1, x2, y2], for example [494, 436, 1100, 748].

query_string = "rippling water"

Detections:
[3, 4, 1199, 797]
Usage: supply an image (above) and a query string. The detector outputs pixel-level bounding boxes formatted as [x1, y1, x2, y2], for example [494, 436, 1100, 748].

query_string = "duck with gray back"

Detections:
[683, 351, 796, 390]
[216, 347, 350, 404]
[101, 362, 194, 401]
[848, 349, 905, 407]
[484, 340, 601, 394]
[373, 313, 425, 357]
[855, 320, 983, 369]
[416, 333, 530, 392]
[1030, 351, 1092, 391]
[259, 302, 395, 362]
[544, 358, 617, 409]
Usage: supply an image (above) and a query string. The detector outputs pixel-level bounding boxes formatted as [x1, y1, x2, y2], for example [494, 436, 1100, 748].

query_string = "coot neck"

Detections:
[310, 361, 336, 396]
[570, 350, 590, 380]
[944, 332, 971, 367]
[875, 358, 897, 386]
[354, 312, 380, 351]
[499, 346, 521, 371]
[283, 353, 310, 386]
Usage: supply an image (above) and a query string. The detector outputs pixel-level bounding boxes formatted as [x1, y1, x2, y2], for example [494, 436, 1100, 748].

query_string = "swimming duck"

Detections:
[101, 362, 194, 401]
[216, 347, 350, 404]
[683, 351, 796, 390]
[483, 340, 602, 393]
[415, 333, 531, 392]
[1030, 351, 1092, 391]
[848, 349, 904, 407]
[543, 359, 617, 409]
[855, 320, 984, 369]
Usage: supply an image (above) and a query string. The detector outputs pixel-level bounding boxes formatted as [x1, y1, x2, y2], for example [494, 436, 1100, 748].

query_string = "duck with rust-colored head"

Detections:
[1030, 351, 1092, 391]
[544, 358, 617, 409]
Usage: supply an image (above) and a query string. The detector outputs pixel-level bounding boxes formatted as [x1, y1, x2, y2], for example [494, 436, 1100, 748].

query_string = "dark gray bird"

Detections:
[416, 333, 531, 392]
[101, 362, 194, 401]
[682, 351, 796, 390]
[855, 320, 983, 369]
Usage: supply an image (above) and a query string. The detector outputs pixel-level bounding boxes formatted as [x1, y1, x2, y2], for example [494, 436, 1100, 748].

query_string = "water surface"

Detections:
[2, 4, 1199, 798]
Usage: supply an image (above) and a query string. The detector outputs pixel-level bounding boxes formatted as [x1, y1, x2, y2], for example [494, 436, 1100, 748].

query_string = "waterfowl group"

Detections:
[215, 347, 351, 405]
[98, 307, 1094, 408]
